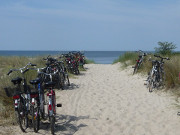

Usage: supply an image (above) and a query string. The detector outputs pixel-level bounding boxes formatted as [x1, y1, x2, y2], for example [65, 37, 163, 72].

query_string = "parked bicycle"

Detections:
[38, 70, 62, 135]
[5, 63, 38, 132]
[146, 55, 170, 92]
[62, 53, 80, 75]
[43, 56, 67, 90]
[132, 50, 147, 75]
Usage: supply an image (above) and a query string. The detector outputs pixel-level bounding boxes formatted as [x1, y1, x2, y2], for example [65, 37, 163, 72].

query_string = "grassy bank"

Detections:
[113, 52, 138, 68]
[114, 52, 180, 88]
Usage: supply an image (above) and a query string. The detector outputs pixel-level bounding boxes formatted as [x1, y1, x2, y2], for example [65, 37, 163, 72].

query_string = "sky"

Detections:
[0, 0, 180, 51]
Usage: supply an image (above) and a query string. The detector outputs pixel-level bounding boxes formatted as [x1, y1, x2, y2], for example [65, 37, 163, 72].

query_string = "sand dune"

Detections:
[1, 63, 180, 135]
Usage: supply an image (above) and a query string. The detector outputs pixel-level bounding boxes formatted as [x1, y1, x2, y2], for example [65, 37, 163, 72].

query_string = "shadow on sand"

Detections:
[64, 83, 79, 91]
[39, 115, 89, 135]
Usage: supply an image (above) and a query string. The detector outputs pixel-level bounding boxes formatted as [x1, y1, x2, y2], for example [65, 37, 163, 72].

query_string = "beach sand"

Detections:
[1, 63, 180, 135]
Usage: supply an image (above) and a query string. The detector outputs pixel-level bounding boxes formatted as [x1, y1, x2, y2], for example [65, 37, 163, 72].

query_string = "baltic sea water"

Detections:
[0, 51, 126, 64]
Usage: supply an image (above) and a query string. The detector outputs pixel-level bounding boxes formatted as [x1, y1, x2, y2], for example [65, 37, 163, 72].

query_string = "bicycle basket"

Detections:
[4, 87, 16, 97]
[4, 86, 23, 97]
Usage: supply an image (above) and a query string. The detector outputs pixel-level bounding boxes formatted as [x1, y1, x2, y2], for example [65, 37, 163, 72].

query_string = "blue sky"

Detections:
[0, 0, 180, 51]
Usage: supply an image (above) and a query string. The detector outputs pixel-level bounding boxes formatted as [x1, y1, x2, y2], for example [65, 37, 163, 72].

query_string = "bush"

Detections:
[155, 41, 177, 55]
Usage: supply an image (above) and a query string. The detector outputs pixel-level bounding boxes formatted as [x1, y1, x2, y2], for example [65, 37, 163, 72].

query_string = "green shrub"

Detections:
[155, 41, 177, 55]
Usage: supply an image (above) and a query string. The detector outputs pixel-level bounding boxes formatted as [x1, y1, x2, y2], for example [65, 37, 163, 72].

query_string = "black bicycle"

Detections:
[146, 55, 170, 92]
[5, 63, 38, 132]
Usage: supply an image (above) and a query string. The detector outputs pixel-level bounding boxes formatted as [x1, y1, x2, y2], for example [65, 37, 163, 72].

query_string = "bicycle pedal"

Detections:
[57, 104, 62, 107]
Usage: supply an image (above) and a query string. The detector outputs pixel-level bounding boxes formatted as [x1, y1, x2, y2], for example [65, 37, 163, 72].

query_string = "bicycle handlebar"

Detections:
[7, 62, 37, 75]
[22, 69, 29, 74]
[7, 70, 13, 75]
[154, 55, 170, 60]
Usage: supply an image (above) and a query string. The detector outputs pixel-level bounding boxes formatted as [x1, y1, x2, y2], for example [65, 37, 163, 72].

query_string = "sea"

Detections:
[0, 51, 126, 64]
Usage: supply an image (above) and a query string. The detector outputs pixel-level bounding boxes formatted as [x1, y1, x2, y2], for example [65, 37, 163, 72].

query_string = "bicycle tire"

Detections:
[56, 73, 61, 90]
[50, 116, 55, 135]
[18, 101, 28, 132]
[60, 73, 65, 90]
[32, 105, 40, 133]
[148, 72, 156, 92]
[148, 78, 153, 92]
[66, 74, 70, 86]
[40, 94, 45, 119]
[133, 64, 138, 75]
[14, 111, 19, 124]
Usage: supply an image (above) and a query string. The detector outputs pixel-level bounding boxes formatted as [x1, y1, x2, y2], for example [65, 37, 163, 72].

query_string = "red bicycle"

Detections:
[133, 50, 147, 75]
[39, 71, 62, 135]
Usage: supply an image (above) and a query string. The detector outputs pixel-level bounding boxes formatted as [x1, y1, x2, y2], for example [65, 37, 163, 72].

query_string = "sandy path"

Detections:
[1, 64, 180, 135]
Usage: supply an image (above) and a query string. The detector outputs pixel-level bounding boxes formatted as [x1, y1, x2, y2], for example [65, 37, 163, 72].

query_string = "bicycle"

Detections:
[5, 63, 37, 132]
[38, 71, 62, 135]
[63, 53, 80, 75]
[57, 60, 70, 88]
[43, 56, 66, 90]
[146, 55, 170, 92]
[132, 50, 147, 75]
[28, 67, 48, 132]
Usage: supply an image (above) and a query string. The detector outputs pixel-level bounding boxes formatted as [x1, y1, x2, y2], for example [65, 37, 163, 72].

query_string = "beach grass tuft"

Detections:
[113, 52, 138, 68]
[114, 52, 180, 89]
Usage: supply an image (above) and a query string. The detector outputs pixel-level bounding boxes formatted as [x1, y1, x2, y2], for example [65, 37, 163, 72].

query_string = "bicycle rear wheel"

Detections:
[40, 94, 45, 119]
[18, 101, 28, 132]
[50, 116, 55, 135]
[32, 105, 40, 133]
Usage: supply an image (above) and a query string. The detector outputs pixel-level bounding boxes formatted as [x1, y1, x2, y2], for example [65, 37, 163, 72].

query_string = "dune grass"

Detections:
[85, 58, 95, 64]
[114, 52, 180, 89]
[113, 52, 138, 68]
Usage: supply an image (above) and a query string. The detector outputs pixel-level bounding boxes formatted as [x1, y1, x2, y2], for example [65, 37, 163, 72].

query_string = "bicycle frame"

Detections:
[47, 89, 56, 116]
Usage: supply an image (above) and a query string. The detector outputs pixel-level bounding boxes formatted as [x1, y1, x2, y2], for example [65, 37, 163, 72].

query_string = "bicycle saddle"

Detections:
[44, 81, 56, 88]
[29, 78, 41, 85]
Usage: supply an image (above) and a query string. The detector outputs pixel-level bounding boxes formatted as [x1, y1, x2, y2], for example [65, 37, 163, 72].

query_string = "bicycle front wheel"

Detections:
[18, 101, 28, 132]
[148, 78, 153, 92]
[133, 64, 138, 75]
